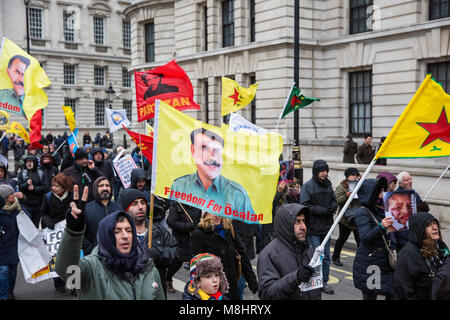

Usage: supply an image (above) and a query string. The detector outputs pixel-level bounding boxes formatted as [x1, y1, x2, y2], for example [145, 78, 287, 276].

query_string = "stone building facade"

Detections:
[124, 0, 450, 220]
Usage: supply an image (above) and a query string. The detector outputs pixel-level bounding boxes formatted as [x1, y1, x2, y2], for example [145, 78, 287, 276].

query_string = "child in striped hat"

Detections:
[182, 253, 229, 300]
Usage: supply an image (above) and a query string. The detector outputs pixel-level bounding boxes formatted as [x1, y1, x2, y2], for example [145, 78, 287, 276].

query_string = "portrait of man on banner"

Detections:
[0, 54, 30, 116]
[141, 72, 179, 100]
[170, 128, 255, 220]
[383, 190, 417, 231]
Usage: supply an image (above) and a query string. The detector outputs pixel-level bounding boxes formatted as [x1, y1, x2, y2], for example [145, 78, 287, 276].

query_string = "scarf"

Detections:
[53, 191, 69, 202]
[198, 289, 223, 300]
[96, 210, 150, 279]
[3, 198, 21, 212]
[214, 223, 226, 240]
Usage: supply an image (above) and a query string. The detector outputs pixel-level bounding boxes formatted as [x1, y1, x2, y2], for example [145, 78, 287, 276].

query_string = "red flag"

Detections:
[29, 110, 43, 149]
[123, 126, 153, 164]
[134, 60, 200, 122]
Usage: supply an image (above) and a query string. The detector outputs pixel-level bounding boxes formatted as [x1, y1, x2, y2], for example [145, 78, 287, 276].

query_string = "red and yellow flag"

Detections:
[376, 74, 450, 159]
[221, 77, 258, 116]
[123, 126, 153, 164]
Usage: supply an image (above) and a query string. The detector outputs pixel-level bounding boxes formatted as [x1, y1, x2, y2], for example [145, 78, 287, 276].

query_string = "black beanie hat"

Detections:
[74, 148, 89, 160]
[344, 167, 360, 178]
[118, 188, 148, 212]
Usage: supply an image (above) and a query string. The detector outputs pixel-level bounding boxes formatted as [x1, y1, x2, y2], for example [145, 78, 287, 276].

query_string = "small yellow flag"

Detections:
[146, 122, 153, 136]
[376, 74, 450, 159]
[8, 121, 30, 144]
[221, 77, 258, 116]
[62, 105, 76, 132]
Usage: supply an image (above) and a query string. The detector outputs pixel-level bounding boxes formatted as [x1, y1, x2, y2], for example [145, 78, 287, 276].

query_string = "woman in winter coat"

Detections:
[352, 177, 395, 300]
[393, 212, 449, 299]
[41, 173, 74, 293]
[190, 212, 258, 300]
[166, 201, 201, 293]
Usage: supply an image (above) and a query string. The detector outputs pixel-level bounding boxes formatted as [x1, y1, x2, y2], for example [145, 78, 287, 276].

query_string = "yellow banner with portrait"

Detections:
[151, 100, 282, 224]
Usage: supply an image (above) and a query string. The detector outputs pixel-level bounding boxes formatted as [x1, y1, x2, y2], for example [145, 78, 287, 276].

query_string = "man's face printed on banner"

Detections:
[191, 133, 223, 182]
[7, 57, 27, 97]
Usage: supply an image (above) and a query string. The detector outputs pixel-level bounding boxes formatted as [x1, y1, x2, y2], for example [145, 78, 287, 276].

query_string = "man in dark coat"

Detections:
[343, 134, 358, 163]
[82, 176, 122, 255]
[91, 147, 114, 181]
[11, 138, 26, 176]
[257, 203, 320, 300]
[356, 134, 375, 164]
[393, 212, 449, 300]
[352, 177, 394, 300]
[18, 155, 48, 228]
[166, 201, 201, 293]
[63, 148, 102, 203]
[300, 159, 337, 294]
[39, 153, 59, 192]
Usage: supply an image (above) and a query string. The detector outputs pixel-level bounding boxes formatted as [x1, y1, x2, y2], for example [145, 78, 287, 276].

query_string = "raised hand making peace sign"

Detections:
[66, 185, 89, 232]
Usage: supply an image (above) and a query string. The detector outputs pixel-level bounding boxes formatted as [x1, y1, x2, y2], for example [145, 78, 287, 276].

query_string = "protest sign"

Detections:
[113, 154, 138, 188]
[151, 100, 282, 225]
[279, 160, 294, 183]
[383, 190, 417, 231]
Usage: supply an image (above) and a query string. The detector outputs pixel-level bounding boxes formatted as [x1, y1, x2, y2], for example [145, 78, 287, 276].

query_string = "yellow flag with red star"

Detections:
[221, 77, 258, 116]
[375, 74, 450, 159]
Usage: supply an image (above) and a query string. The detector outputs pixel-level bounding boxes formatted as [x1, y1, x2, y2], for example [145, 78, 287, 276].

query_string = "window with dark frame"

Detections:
[250, 0, 255, 43]
[349, 0, 373, 35]
[222, 0, 235, 47]
[428, 61, 450, 93]
[122, 68, 131, 88]
[29, 7, 43, 39]
[123, 20, 131, 48]
[203, 5, 208, 51]
[204, 80, 209, 123]
[63, 11, 75, 42]
[64, 64, 76, 85]
[94, 66, 105, 87]
[95, 99, 105, 126]
[349, 70, 372, 136]
[250, 75, 256, 123]
[64, 98, 76, 126]
[94, 16, 105, 45]
[144, 22, 155, 62]
[429, 0, 450, 20]
[123, 100, 132, 123]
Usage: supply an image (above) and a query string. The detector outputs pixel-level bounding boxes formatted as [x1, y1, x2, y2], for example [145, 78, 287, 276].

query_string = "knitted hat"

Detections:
[344, 167, 360, 178]
[189, 253, 229, 294]
[74, 148, 89, 160]
[117, 188, 148, 212]
[0, 184, 14, 200]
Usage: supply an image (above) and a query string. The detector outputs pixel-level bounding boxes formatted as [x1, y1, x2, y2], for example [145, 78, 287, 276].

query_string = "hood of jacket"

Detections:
[312, 159, 331, 187]
[408, 212, 439, 247]
[376, 172, 397, 185]
[274, 203, 310, 252]
[24, 154, 39, 172]
[93, 176, 112, 202]
[357, 178, 387, 210]
[40, 152, 54, 168]
[130, 168, 148, 190]
[91, 147, 104, 165]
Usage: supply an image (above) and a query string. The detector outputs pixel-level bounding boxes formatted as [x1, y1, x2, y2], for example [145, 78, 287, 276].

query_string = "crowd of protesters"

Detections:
[1, 130, 450, 301]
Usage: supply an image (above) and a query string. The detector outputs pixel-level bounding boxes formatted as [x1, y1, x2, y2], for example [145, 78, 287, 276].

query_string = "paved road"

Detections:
[13, 244, 362, 300]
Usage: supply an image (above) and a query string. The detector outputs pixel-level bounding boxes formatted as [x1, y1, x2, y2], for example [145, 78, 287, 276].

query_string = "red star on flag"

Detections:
[417, 106, 450, 148]
[228, 88, 241, 106]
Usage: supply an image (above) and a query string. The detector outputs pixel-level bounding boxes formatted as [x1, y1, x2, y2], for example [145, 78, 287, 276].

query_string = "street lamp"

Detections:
[105, 83, 115, 105]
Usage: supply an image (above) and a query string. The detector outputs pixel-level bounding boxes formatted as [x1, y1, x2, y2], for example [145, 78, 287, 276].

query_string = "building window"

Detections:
[204, 80, 209, 123]
[64, 98, 76, 126]
[64, 64, 76, 85]
[349, 70, 372, 136]
[222, 0, 234, 47]
[94, 67, 105, 87]
[63, 11, 75, 42]
[250, 75, 256, 123]
[95, 99, 105, 126]
[29, 7, 43, 38]
[430, 0, 450, 20]
[428, 61, 450, 93]
[349, 0, 372, 35]
[144, 22, 155, 62]
[250, 0, 255, 42]
[122, 68, 131, 88]
[123, 20, 131, 48]
[94, 16, 105, 45]
[123, 100, 132, 122]
[203, 5, 208, 51]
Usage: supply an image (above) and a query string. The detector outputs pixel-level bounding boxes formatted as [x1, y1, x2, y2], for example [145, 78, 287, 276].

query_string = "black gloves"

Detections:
[65, 186, 88, 232]
[297, 265, 315, 283]
[248, 280, 258, 294]
[148, 246, 161, 263]
[65, 205, 85, 232]
[46, 221, 55, 230]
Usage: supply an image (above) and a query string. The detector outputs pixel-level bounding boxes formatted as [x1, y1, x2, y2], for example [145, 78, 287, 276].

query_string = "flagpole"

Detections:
[319, 158, 377, 250]
[275, 82, 295, 131]
[423, 163, 450, 201]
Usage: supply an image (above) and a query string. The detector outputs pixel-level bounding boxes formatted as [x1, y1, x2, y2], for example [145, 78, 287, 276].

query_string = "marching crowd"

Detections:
[0, 131, 450, 301]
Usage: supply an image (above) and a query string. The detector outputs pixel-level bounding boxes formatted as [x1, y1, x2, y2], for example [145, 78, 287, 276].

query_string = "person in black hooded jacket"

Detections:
[299, 159, 337, 295]
[393, 212, 449, 300]
[39, 153, 59, 192]
[82, 176, 122, 256]
[18, 155, 48, 228]
[91, 147, 114, 181]
[257, 203, 320, 300]
[352, 177, 395, 300]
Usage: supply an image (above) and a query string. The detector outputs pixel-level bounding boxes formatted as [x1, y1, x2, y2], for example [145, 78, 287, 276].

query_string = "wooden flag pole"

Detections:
[148, 193, 154, 249]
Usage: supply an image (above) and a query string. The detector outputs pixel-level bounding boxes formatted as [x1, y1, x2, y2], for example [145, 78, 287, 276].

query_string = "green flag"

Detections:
[279, 84, 320, 119]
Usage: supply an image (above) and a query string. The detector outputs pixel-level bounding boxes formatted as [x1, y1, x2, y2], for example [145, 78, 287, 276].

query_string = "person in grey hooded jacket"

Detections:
[257, 203, 320, 300]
